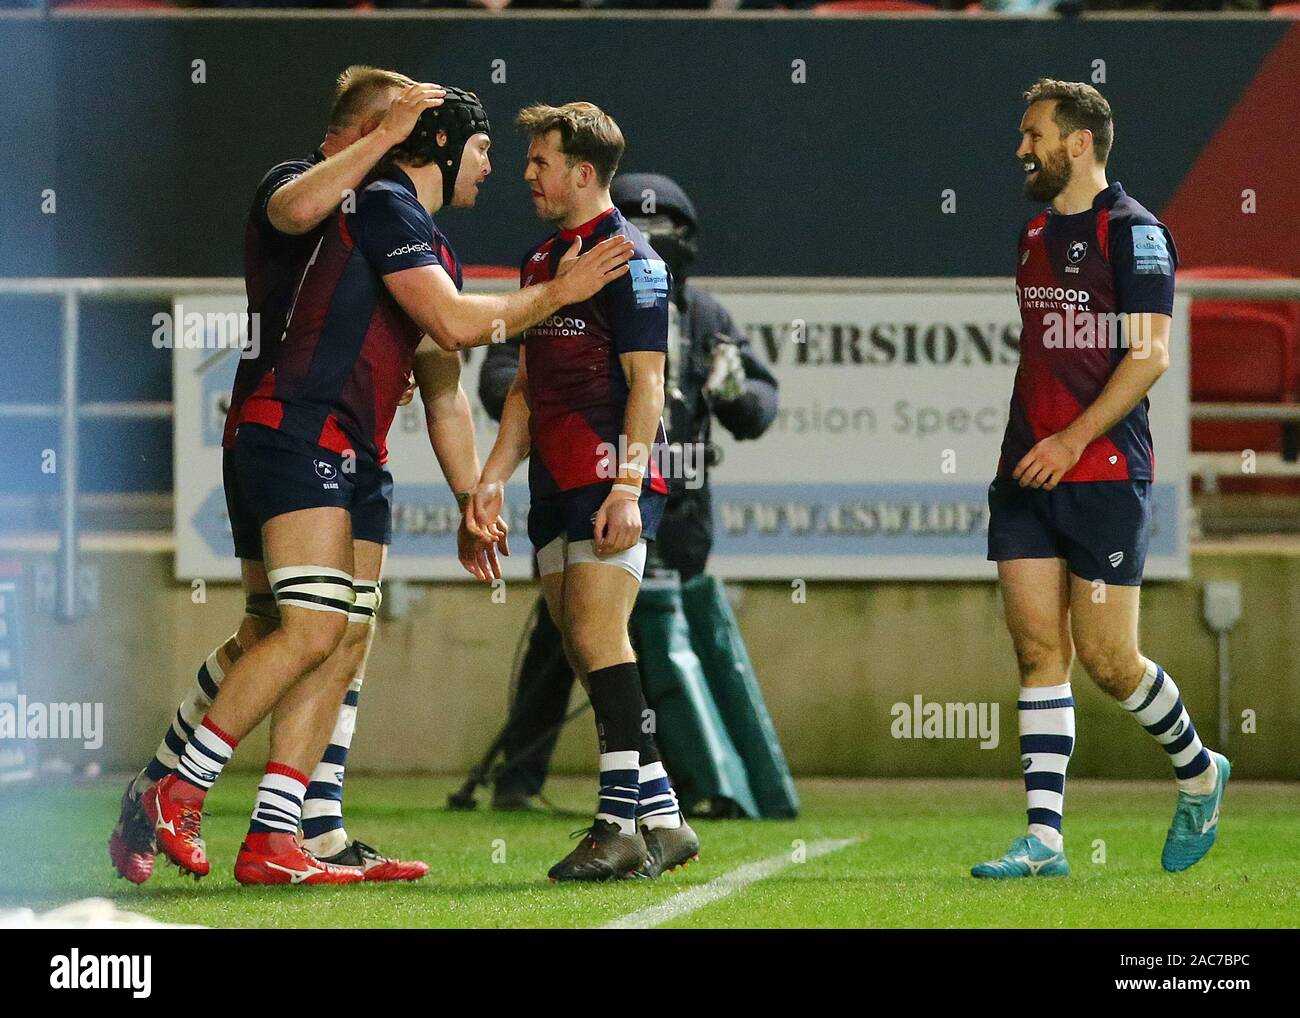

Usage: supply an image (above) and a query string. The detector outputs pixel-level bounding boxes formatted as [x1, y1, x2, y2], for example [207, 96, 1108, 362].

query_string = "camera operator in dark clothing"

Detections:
[478, 172, 778, 810]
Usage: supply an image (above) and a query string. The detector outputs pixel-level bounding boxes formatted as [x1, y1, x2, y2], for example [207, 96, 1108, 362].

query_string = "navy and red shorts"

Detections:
[226, 422, 393, 560]
[986, 478, 1152, 586]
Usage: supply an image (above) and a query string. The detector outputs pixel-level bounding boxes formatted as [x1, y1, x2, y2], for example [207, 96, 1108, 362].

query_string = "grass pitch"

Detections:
[3, 775, 1297, 928]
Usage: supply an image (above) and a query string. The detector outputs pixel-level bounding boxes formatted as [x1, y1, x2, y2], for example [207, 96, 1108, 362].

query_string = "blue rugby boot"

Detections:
[971, 833, 1070, 879]
[1162, 751, 1231, 873]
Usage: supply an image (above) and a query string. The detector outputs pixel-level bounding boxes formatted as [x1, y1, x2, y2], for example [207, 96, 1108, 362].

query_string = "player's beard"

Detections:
[1024, 145, 1072, 202]
[533, 195, 567, 224]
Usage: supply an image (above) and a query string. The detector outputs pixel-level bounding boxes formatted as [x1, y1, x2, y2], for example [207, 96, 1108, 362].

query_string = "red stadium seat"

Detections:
[1181, 266, 1299, 457]
[1182, 265, 1300, 390]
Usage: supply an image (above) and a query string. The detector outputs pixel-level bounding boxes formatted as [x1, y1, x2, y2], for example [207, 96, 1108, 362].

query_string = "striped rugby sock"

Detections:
[636, 726, 681, 831]
[249, 762, 310, 836]
[137, 644, 231, 794]
[175, 717, 237, 792]
[1018, 682, 1075, 852]
[636, 760, 682, 831]
[301, 676, 363, 858]
[596, 750, 641, 835]
[1121, 658, 1215, 795]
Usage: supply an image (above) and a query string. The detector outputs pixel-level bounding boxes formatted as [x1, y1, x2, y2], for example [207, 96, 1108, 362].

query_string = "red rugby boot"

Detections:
[234, 832, 366, 886]
[108, 780, 156, 884]
[320, 839, 430, 882]
[143, 773, 210, 878]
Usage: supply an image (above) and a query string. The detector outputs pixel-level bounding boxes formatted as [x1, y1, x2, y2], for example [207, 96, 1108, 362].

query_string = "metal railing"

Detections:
[0, 278, 242, 621]
[2, 274, 1298, 621]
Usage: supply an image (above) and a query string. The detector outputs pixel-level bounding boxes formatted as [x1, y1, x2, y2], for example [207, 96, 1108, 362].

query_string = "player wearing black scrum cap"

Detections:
[112, 66, 445, 887]
[144, 87, 635, 887]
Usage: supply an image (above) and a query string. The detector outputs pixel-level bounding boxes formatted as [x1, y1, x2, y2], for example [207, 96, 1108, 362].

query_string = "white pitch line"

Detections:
[601, 837, 859, 930]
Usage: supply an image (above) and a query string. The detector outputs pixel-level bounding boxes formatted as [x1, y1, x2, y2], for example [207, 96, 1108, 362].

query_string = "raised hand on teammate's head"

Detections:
[457, 514, 506, 582]
[380, 83, 448, 143]
[552, 235, 634, 306]
[593, 489, 642, 557]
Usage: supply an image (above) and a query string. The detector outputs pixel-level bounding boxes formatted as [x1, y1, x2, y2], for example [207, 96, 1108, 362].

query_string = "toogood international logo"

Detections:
[537, 314, 587, 336]
[1017, 285, 1091, 305]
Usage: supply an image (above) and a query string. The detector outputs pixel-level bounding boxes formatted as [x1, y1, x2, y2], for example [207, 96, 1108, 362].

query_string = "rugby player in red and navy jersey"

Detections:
[472, 103, 700, 881]
[972, 80, 1228, 881]
[112, 67, 449, 886]
[144, 89, 634, 885]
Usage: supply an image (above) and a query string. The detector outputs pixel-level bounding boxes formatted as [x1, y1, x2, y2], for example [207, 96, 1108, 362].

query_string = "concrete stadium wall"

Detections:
[8, 545, 1298, 780]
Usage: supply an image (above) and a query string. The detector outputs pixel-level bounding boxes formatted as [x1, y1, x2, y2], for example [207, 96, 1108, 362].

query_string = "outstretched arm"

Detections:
[383, 235, 633, 352]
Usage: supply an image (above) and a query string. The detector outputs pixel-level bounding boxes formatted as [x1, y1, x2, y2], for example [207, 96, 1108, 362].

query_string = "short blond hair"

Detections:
[329, 65, 416, 131]
[516, 101, 625, 187]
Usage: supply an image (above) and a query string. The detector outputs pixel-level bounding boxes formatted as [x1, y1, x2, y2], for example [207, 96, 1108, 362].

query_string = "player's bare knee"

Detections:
[1076, 640, 1141, 698]
[563, 620, 621, 676]
[335, 621, 372, 667]
[287, 612, 350, 672]
[1011, 636, 1069, 683]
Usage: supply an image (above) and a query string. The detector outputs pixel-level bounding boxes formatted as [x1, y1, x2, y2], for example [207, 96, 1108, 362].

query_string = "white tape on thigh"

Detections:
[268, 565, 355, 615]
[349, 581, 381, 625]
[537, 535, 567, 577]
[566, 539, 647, 582]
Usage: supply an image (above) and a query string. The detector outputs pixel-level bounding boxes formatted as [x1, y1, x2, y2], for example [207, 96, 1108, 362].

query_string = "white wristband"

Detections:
[611, 483, 641, 498]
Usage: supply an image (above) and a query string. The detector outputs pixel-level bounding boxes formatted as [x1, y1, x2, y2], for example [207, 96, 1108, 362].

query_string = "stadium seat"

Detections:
[1189, 306, 1294, 454]
[1183, 266, 1300, 499]
[1183, 265, 1300, 457]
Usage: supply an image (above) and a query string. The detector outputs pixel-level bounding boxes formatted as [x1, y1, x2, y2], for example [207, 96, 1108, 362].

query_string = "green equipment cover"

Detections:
[631, 577, 759, 817]
[681, 574, 800, 819]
